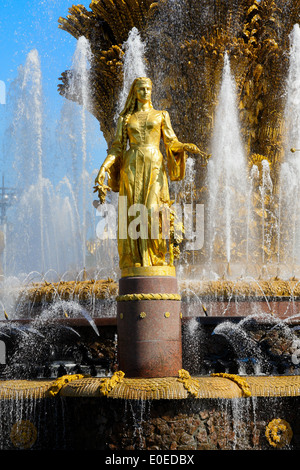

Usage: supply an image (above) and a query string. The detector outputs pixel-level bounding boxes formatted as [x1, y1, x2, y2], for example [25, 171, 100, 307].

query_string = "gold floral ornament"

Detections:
[48, 374, 85, 397]
[139, 312, 147, 319]
[164, 312, 170, 318]
[211, 373, 251, 397]
[265, 419, 293, 449]
[177, 369, 199, 398]
[10, 420, 38, 450]
[99, 370, 125, 396]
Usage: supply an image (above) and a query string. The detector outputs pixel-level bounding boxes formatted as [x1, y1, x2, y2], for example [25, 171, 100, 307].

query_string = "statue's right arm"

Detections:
[95, 117, 124, 186]
[95, 154, 117, 186]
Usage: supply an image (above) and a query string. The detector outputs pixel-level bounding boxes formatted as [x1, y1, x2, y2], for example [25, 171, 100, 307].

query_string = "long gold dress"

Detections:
[105, 108, 187, 269]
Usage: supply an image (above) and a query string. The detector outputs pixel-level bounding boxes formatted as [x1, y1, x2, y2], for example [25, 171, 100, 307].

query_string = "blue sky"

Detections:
[0, 0, 91, 109]
[0, 0, 106, 187]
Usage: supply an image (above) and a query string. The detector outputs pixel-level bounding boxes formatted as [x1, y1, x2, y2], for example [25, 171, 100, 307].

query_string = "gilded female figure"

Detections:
[94, 77, 200, 271]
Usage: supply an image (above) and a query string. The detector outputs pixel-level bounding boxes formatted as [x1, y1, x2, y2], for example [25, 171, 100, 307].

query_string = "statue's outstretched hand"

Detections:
[94, 166, 106, 187]
[93, 166, 110, 204]
[183, 143, 201, 154]
[183, 143, 211, 164]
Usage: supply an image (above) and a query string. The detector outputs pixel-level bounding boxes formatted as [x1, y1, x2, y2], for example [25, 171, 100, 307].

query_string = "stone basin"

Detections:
[0, 374, 299, 450]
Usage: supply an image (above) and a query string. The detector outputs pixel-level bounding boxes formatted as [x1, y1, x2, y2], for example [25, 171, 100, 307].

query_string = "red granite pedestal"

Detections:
[117, 274, 182, 378]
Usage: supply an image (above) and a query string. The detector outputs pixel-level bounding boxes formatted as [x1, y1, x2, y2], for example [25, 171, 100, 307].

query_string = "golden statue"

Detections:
[94, 77, 200, 274]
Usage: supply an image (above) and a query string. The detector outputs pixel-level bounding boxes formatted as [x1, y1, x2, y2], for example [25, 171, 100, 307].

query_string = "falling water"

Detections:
[246, 164, 259, 264]
[23, 51, 45, 273]
[5, 50, 46, 273]
[5, 181, 84, 277]
[117, 27, 147, 115]
[278, 24, 300, 269]
[183, 158, 197, 266]
[259, 160, 273, 265]
[68, 37, 93, 271]
[278, 162, 299, 267]
[284, 25, 300, 155]
[3, 43, 97, 278]
[212, 320, 265, 371]
[172, 157, 198, 275]
[9, 50, 44, 192]
[4, 50, 46, 275]
[207, 53, 248, 270]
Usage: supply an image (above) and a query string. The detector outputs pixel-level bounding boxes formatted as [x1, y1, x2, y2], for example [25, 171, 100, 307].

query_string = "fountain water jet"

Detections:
[278, 24, 300, 270]
[3, 37, 99, 279]
[259, 159, 273, 266]
[68, 37, 93, 270]
[207, 53, 248, 273]
[117, 27, 147, 117]
[1, 0, 300, 452]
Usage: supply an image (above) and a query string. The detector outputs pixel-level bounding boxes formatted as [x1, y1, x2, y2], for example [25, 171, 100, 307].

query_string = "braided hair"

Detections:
[119, 77, 153, 154]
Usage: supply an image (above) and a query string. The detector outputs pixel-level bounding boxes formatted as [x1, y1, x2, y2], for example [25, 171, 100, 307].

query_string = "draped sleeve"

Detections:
[106, 116, 124, 192]
[161, 110, 187, 181]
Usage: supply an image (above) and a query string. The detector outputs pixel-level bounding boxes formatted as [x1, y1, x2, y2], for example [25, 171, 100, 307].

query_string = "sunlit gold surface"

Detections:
[246, 376, 300, 397]
[22, 278, 117, 303]
[1, 375, 299, 400]
[58, 0, 300, 267]
[265, 418, 293, 448]
[116, 293, 181, 301]
[58, 0, 155, 144]
[94, 77, 200, 271]
[69, 375, 300, 400]
[180, 278, 300, 299]
[0, 380, 56, 400]
[21, 277, 300, 304]
[58, 0, 296, 163]
[121, 265, 176, 278]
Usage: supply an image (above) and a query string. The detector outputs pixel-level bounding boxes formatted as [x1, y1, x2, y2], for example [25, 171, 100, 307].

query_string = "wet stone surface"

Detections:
[60, 396, 300, 451]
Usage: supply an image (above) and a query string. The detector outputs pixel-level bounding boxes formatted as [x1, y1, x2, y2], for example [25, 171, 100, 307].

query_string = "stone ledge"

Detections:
[0, 374, 299, 400]
[17, 278, 300, 304]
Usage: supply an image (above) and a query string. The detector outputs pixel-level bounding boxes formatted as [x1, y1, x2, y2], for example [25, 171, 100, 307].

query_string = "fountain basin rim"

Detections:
[0, 375, 299, 400]
[0, 317, 117, 327]
[2, 315, 300, 326]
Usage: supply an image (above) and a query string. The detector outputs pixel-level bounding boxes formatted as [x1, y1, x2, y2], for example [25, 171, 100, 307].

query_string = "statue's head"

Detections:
[120, 77, 153, 115]
[133, 77, 152, 90]
[134, 77, 152, 105]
